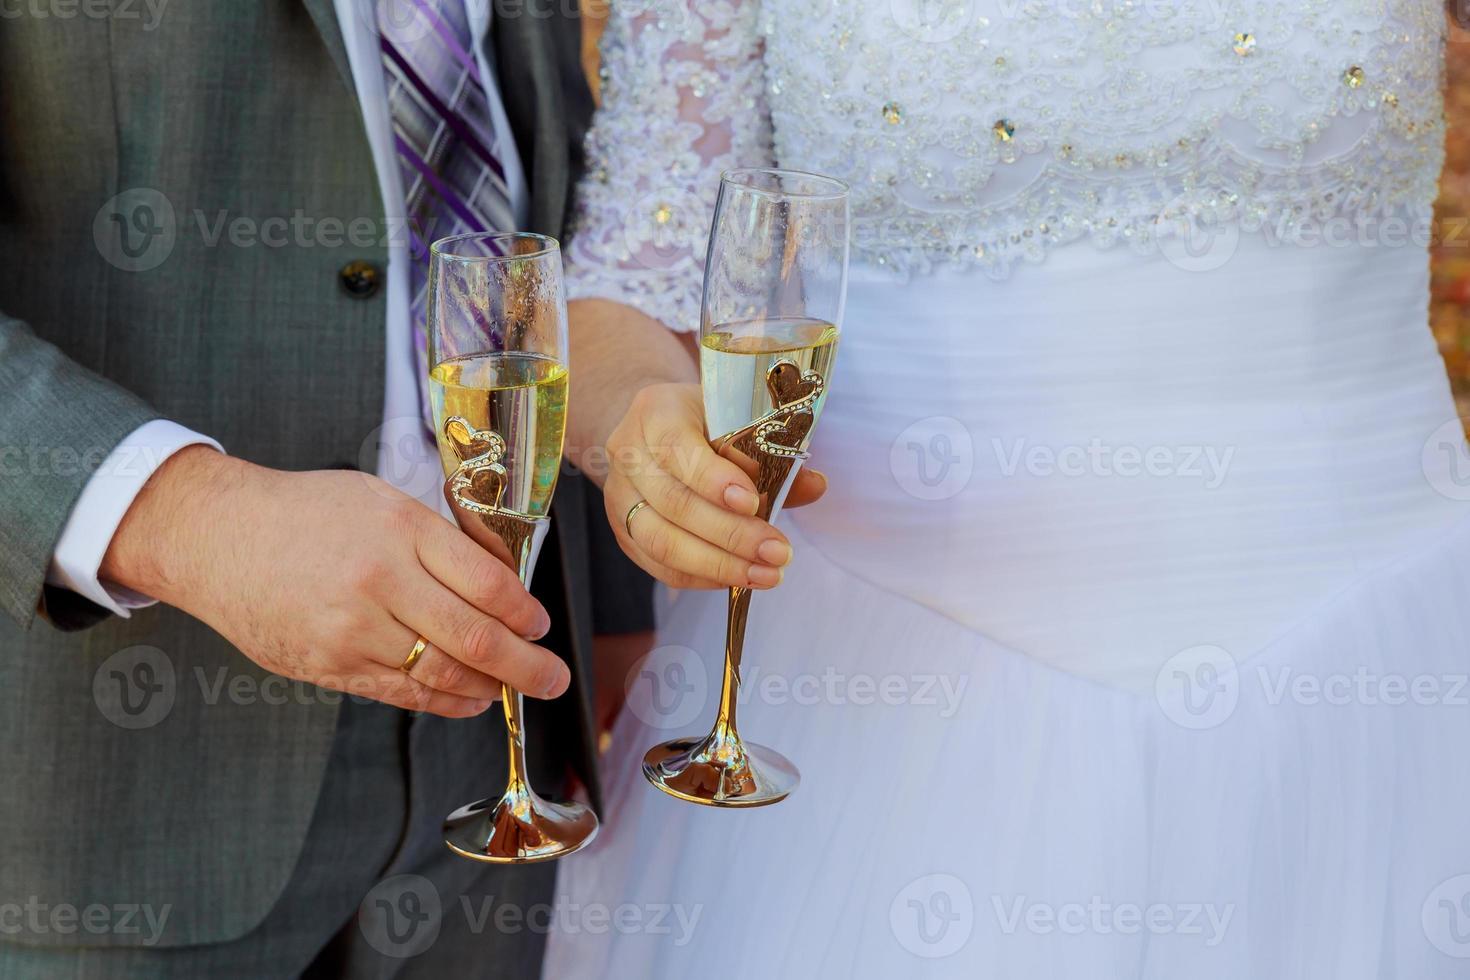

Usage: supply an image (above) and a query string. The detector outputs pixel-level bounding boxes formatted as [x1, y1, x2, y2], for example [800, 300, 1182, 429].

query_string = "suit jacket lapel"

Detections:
[491, 0, 593, 238]
[301, 0, 355, 92]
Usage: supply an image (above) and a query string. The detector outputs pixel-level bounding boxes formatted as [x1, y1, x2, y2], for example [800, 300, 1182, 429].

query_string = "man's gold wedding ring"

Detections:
[624, 499, 650, 539]
[399, 636, 429, 673]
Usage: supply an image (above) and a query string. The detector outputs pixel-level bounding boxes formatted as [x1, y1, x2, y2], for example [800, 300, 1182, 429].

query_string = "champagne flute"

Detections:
[427, 232, 597, 861]
[642, 169, 850, 807]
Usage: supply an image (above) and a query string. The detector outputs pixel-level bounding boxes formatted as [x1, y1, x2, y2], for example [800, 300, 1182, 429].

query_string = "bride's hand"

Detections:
[604, 383, 826, 590]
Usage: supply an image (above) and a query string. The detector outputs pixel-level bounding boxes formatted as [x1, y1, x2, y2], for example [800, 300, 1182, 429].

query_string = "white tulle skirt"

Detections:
[547, 238, 1470, 978]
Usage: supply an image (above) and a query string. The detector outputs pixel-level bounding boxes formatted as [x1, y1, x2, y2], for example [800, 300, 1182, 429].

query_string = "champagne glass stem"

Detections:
[712, 586, 753, 749]
[501, 687, 529, 793]
[498, 536, 539, 796]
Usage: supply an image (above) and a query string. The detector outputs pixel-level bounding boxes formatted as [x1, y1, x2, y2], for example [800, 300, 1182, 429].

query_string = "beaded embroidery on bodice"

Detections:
[565, 0, 1445, 331]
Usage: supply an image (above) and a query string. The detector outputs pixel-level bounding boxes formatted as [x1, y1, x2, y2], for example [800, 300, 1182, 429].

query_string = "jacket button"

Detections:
[339, 260, 381, 298]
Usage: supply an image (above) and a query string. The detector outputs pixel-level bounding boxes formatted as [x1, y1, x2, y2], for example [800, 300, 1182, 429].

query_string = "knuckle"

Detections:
[319, 606, 364, 645]
[346, 558, 391, 596]
[630, 385, 669, 428]
[459, 615, 504, 668]
[466, 558, 509, 607]
[661, 482, 697, 524]
[687, 453, 723, 495]
[643, 521, 675, 563]
[719, 554, 748, 584]
[524, 659, 558, 697]
[606, 426, 634, 466]
[721, 520, 746, 556]
[428, 655, 471, 695]
[382, 498, 425, 537]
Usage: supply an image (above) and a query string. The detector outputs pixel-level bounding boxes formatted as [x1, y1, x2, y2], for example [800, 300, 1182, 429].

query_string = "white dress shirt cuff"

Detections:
[46, 420, 224, 618]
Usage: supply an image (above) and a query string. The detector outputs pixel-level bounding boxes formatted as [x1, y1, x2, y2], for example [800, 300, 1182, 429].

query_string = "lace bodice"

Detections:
[565, 0, 1446, 333]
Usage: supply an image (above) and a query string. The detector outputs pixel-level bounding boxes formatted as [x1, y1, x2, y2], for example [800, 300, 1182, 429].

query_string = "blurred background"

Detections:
[1436, 37, 1470, 415]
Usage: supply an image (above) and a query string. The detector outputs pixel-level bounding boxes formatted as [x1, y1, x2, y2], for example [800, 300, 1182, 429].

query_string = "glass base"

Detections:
[642, 732, 800, 808]
[443, 786, 599, 864]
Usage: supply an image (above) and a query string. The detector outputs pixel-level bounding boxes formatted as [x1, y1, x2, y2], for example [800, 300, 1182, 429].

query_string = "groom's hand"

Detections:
[603, 383, 826, 591]
[98, 446, 570, 717]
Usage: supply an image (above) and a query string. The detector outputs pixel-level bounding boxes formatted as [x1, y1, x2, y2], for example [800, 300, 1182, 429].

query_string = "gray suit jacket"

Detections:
[0, 0, 596, 948]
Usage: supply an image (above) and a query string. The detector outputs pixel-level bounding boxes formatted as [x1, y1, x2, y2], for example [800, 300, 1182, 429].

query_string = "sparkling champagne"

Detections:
[429, 352, 568, 517]
[699, 317, 839, 441]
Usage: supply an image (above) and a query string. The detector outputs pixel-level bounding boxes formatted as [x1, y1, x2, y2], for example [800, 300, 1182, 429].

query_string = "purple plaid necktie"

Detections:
[376, 0, 515, 428]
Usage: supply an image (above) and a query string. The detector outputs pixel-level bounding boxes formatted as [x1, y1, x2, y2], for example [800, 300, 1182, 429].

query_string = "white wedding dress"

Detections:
[547, 2, 1470, 976]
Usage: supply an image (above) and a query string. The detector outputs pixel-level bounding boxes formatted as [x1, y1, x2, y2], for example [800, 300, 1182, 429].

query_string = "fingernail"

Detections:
[757, 539, 792, 566]
[530, 607, 552, 640]
[748, 564, 783, 588]
[472, 699, 495, 714]
[724, 484, 759, 513]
